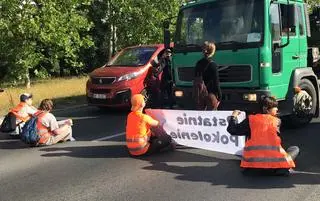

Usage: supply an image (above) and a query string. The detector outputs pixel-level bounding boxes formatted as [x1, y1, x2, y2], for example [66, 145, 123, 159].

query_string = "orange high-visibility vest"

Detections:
[241, 114, 295, 169]
[11, 102, 30, 122]
[126, 136, 150, 156]
[126, 112, 153, 156]
[35, 111, 51, 144]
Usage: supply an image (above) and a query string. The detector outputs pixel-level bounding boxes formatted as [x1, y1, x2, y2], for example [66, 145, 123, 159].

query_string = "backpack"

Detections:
[20, 113, 43, 146]
[0, 112, 17, 133]
[192, 62, 211, 110]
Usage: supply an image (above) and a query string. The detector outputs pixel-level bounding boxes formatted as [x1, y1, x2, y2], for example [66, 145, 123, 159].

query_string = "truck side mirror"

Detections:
[163, 20, 170, 30]
[164, 30, 171, 49]
[163, 20, 171, 49]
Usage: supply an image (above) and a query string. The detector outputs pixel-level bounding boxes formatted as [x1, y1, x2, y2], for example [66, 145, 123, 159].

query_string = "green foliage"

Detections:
[85, 0, 184, 70]
[0, 0, 93, 83]
[0, 0, 185, 83]
[307, 0, 320, 12]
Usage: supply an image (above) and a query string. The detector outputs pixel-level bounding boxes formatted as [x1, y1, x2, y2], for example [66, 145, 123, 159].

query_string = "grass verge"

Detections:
[0, 77, 88, 116]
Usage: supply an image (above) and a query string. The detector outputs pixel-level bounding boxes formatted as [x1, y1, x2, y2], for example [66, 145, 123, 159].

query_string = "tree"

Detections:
[86, 0, 183, 70]
[307, 0, 320, 12]
[0, 0, 94, 87]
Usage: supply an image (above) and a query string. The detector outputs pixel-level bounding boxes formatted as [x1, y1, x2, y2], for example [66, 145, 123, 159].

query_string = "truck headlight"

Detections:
[243, 93, 257, 101]
[175, 90, 184, 97]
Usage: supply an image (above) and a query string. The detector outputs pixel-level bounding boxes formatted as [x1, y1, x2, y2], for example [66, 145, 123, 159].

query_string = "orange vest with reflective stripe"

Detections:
[35, 112, 51, 144]
[126, 112, 151, 156]
[241, 114, 295, 169]
[10, 102, 30, 122]
[126, 136, 150, 156]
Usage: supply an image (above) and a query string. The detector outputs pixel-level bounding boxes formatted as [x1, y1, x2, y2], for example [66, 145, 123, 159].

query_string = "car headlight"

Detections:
[117, 69, 146, 82]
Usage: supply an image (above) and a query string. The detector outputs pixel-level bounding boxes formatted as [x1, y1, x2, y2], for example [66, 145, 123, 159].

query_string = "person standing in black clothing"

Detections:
[160, 49, 174, 108]
[193, 41, 222, 110]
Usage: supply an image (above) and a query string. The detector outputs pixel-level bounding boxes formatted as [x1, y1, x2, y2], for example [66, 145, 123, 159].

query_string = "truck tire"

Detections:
[285, 78, 317, 128]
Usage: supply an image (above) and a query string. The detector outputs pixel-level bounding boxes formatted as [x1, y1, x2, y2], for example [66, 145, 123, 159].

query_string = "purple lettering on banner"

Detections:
[212, 132, 220, 143]
[203, 134, 211, 142]
[177, 129, 181, 139]
[230, 136, 239, 147]
[181, 132, 191, 140]
[198, 131, 203, 141]
[191, 133, 198, 140]
[177, 117, 184, 125]
[221, 135, 229, 144]
[170, 132, 177, 139]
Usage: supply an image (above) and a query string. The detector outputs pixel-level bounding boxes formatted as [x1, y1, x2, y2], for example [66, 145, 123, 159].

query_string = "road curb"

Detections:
[53, 104, 88, 113]
[0, 104, 89, 123]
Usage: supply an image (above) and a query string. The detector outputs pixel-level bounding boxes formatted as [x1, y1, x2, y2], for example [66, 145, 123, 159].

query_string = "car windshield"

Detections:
[175, 0, 264, 51]
[107, 47, 157, 67]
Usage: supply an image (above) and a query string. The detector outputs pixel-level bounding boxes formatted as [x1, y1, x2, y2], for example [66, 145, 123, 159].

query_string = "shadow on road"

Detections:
[38, 144, 320, 189]
[143, 160, 320, 189]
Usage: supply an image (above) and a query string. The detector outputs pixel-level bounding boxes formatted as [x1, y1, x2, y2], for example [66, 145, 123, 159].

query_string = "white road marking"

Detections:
[0, 139, 21, 142]
[91, 132, 125, 142]
[291, 170, 320, 175]
[56, 116, 100, 121]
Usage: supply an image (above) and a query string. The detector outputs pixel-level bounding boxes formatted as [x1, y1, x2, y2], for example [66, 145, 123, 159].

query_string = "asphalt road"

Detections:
[1, 106, 320, 201]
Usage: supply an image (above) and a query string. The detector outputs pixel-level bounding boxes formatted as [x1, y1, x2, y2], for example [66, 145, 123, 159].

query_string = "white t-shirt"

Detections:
[40, 113, 59, 132]
[18, 105, 37, 118]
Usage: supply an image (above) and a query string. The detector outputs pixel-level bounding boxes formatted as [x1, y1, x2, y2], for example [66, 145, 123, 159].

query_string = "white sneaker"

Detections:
[69, 137, 76, 142]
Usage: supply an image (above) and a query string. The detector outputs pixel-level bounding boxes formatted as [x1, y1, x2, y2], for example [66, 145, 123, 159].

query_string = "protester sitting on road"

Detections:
[126, 94, 174, 156]
[193, 41, 221, 110]
[227, 96, 299, 176]
[36, 99, 75, 146]
[10, 93, 38, 135]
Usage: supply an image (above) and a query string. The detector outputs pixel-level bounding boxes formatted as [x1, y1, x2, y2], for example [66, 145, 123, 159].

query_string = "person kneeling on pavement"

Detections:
[36, 99, 75, 146]
[126, 94, 174, 156]
[227, 96, 299, 176]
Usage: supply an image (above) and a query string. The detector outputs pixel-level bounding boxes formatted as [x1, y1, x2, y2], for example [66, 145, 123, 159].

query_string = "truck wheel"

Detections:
[285, 79, 317, 128]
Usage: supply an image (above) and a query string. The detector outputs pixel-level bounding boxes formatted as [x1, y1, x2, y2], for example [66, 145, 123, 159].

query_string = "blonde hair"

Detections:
[203, 41, 216, 58]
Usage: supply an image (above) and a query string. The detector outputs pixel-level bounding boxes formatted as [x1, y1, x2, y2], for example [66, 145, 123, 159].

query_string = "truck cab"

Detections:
[167, 0, 320, 127]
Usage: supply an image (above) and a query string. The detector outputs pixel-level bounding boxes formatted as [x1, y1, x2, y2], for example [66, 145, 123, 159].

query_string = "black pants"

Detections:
[286, 146, 299, 161]
[145, 134, 173, 156]
[160, 81, 174, 108]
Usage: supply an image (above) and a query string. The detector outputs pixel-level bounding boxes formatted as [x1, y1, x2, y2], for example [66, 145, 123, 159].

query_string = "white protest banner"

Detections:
[145, 109, 246, 156]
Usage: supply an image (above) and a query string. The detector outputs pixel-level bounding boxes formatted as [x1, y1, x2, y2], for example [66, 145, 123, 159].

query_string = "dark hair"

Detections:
[260, 96, 278, 114]
[39, 99, 54, 111]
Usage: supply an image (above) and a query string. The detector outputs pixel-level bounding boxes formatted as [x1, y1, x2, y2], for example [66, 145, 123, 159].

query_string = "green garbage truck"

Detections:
[164, 0, 320, 127]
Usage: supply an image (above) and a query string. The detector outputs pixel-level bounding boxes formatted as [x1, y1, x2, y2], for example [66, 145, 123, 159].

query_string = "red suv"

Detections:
[86, 44, 166, 108]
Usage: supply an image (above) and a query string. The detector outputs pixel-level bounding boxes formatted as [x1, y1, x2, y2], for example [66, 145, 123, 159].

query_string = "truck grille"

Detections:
[91, 77, 116, 85]
[178, 65, 252, 83]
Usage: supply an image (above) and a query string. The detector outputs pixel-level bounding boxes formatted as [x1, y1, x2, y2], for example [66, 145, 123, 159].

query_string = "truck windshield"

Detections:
[175, 0, 264, 51]
[107, 47, 157, 67]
